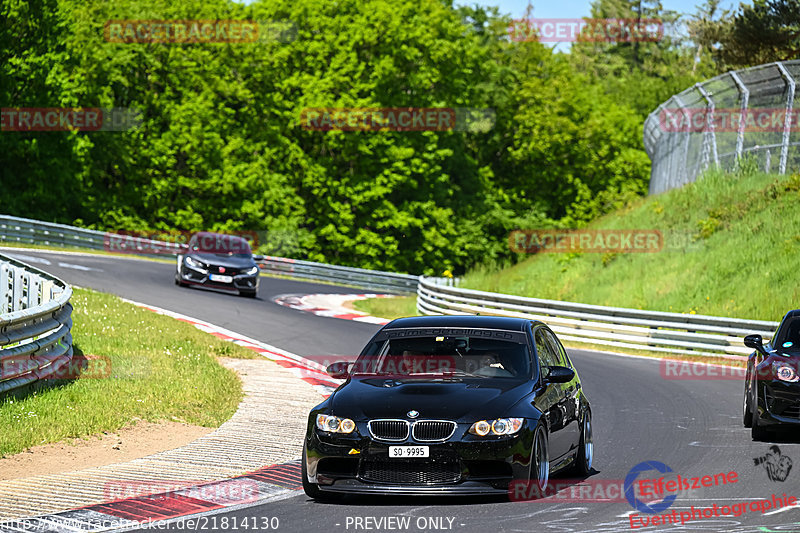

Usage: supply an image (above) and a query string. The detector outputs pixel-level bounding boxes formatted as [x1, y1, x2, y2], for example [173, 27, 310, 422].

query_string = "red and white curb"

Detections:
[273, 293, 391, 325]
[0, 461, 302, 533]
[0, 301, 343, 533]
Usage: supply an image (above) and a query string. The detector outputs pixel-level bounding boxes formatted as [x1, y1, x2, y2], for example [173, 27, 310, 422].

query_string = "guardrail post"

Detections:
[0, 263, 9, 314]
[777, 62, 795, 175]
[675, 96, 692, 188]
[729, 71, 749, 166]
[696, 84, 719, 171]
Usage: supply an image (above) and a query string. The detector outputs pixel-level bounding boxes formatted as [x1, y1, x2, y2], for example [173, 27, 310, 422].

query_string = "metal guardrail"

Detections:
[0, 216, 775, 358]
[0, 215, 185, 255]
[645, 60, 800, 194]
[417, 277, 777, 358]
[258, 256, 419, 293]
[0, 253, 73, 393]
[0, 215, 419, 293]
[0, 215, 107, 250]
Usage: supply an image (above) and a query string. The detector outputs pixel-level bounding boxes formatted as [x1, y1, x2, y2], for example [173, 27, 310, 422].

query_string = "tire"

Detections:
[752, 415, 769, 441]
[239, 290, 257, 298]
[301, 443, 338, 501]
[301, 444, 322, 499]
[751, 385, 770, 441]
[572, 411, 593, 476]
[743, 372, 753, 428]
[175, 273, 188, 287]
[530, 424, 550, 493]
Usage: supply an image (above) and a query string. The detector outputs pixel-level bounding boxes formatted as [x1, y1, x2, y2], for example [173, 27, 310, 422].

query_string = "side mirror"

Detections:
[744, 334, 769, 356]
[252, 254, 264, 262]
[544, 366, 575, 384]
[326, 362, 350, 379]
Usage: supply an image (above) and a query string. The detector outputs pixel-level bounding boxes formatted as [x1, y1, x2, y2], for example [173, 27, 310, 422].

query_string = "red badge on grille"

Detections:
[219, 267, 226, 273]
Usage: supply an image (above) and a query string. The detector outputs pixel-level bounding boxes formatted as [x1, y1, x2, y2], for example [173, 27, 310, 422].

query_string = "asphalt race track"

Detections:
[7, 250, 800, 533]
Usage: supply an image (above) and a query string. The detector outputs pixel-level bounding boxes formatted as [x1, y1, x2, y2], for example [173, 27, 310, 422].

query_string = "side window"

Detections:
[535, 329, 559, 370]
[543, 329, 571, 368]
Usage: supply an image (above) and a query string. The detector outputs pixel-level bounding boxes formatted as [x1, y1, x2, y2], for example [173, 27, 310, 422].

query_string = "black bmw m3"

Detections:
[302, 315, 592, 499]
[175, 232, 260, 298]
[743, 309, 800, 440]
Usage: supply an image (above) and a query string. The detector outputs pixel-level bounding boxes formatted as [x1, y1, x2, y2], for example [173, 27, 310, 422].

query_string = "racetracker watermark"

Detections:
[104, 230, 258, 255]
[1, 108, 141, 132]
[509, 229, 703, 254]
[104, 479, 260, 504]
[509, 470, 721, 503]
[509, 18, 663, 43]
[294, 355, 481, 381]
[510, 479, 628, 502]
[658, 107, 800, 133]
[509, 229, 662, 254]
[661, 360, 800, 381]
[299, 107, 495, 133]
[0, 354, 112, 380]
[104, 20, 297, 44]
[660, 360, 748, 380]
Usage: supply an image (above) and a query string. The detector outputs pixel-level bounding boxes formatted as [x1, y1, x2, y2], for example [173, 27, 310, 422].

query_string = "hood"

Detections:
[189, 252, 255, 269]
[329, 377, 532, 421]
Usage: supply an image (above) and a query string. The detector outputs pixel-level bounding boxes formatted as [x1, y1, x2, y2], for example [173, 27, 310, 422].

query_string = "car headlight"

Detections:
[773, 362, 800, 383]
[184, 256, 206, 270]
[469, 418, 523, 436]
[316, 414, 356, 434]
[244, 266, 258, 276]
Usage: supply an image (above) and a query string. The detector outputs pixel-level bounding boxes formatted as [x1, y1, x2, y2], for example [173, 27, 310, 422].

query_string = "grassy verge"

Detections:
[0, 287, 257, 457]
[461, 170, 800, 323]
[351, 295, 419, 320]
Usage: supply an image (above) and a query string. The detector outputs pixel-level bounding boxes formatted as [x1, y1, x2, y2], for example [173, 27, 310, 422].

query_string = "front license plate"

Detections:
[389, 446, 429, 458]
[209, 274, 233, 283]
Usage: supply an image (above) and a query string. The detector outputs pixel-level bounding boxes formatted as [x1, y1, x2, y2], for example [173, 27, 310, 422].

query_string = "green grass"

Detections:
[461, 170, 800, 323]
[351, 295, 419, 320]
[0, 287, 257, 457]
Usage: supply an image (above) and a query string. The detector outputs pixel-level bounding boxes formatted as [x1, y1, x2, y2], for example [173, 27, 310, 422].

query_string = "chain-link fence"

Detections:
[644, 60, 800, 194]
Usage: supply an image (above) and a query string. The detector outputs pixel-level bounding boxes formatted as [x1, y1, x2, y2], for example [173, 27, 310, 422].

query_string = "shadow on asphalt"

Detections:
[306, 468, 603, 507]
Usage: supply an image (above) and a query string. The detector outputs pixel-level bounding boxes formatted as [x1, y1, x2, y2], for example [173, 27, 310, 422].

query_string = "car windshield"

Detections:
[190, 234, 252, 257]
[774, 317, 800, 352]
[353, 336, 530, 379]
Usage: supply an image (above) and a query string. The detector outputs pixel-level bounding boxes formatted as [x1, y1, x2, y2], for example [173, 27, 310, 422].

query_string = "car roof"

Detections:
[190, 231, 248, 241]
[383, 315, 544, 331]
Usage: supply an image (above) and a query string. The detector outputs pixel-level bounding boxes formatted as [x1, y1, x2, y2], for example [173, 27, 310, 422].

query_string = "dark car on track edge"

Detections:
[743, 309, 800, 440]
[302, 315, 592, 499]
[175, 231, 261, 298]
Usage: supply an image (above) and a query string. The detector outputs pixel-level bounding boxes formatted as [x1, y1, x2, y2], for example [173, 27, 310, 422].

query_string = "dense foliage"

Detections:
[0, 0, 776, 274]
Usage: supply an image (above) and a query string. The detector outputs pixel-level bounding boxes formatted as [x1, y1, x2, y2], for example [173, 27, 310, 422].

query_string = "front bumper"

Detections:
[178, 265, 259, 292]
[305, 422, 534, 495]
[755, 380, 800, 426]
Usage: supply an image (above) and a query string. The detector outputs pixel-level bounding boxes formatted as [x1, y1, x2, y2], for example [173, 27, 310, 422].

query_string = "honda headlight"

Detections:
[773, 362, 800, 383]
[469, 418, 524, 436]
[316, 414, 356, 434]
[244, 266, 258, 276]
[184, 256, 206, 271]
